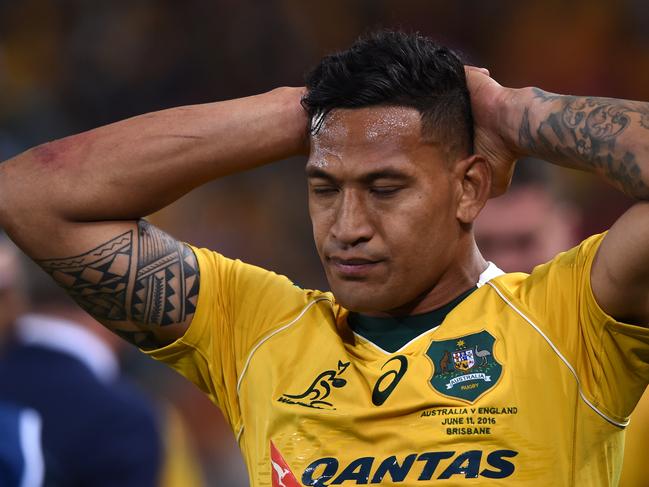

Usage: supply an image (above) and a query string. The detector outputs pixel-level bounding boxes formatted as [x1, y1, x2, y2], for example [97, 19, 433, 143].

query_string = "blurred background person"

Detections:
[0, 403, 44, 487]
[474, 161, 579, 275]
[475, 162, 649, 487]
[0, 239, 44, 487]
[0, 231, 208, 486]
[0, 232, 162, 486]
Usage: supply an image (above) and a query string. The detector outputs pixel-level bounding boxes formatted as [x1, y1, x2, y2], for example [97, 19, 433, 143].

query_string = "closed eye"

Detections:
[311, 186, 339, 196]
[370, 186, 404, 197]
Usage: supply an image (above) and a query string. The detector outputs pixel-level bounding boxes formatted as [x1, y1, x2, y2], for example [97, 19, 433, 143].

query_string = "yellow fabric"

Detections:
[159, 404, 205, 487]
[146, 233, 649, 486]
[619, 387, 649, 487]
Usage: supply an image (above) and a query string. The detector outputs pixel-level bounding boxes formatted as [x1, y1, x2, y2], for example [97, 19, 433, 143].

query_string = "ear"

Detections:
[453, 154, 491, 224]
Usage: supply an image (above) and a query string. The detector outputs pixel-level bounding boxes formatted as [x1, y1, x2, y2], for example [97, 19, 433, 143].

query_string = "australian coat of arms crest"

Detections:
[426, 330, 502, 403]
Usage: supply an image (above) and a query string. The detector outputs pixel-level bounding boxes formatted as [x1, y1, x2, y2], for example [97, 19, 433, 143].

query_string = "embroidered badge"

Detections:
[426, 330, 502, 403]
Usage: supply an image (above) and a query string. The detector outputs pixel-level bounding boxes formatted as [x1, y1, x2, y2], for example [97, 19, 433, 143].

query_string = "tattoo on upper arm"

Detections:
[38, 231, 134, 321]
[519, 88, 649, 199]
[132, 220, 199, 325]
[37, 220, 200, 348]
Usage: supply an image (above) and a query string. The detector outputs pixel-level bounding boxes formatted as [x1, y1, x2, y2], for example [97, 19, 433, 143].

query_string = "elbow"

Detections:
[0, 151, 64, 243]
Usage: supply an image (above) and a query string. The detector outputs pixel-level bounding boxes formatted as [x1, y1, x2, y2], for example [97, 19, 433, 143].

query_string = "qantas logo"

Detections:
[271, 445, 518, 486]
[271, 442, 300, 487]
[303, 450, 518, 485]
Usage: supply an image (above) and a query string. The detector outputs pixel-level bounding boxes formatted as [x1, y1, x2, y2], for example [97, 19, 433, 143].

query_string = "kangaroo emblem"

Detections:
[438, 350, 452, 374]
[280, 360, 350, 409]
[474, 345, 491, 366]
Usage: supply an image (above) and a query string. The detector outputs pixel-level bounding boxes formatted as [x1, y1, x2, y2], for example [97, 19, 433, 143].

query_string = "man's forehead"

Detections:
[311, 106, 422, 144]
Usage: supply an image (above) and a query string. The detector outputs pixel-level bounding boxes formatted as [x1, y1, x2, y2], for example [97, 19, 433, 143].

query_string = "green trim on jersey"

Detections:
[348, 287, 477, 352]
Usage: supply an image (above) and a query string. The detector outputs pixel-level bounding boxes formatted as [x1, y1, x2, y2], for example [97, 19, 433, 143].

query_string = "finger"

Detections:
[464, 65, 491, 77]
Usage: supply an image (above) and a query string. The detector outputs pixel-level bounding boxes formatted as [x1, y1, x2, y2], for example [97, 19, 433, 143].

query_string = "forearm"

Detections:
[0, 87, 307, 228]
[506, 87, 649, 199]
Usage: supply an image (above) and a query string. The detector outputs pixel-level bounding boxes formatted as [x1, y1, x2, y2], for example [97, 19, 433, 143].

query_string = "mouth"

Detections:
[327, 256, 384, 279]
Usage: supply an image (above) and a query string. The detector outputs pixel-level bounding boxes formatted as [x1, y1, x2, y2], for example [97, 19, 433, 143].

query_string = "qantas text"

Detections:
[301, 449, 518, 486]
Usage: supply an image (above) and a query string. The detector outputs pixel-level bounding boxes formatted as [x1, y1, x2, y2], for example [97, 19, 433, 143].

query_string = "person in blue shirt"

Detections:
[0, 235, 162, 487]
[0, 403, 44, 487]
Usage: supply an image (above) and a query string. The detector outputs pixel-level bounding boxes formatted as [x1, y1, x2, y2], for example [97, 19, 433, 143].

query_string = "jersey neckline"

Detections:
[347, 262, 504, 354]
[347, 286, 477, 353]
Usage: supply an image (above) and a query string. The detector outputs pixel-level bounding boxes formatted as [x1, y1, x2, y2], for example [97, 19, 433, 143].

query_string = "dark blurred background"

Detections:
[1, 0, 648, 485]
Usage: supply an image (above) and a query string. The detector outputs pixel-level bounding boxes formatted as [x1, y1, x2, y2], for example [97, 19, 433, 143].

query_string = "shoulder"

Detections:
[490, 233, 607, 298]
[190, 243, 335, 321]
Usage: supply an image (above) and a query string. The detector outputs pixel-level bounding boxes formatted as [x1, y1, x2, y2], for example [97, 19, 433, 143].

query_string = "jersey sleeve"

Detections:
[143, 246, 321, 431]
[516, 233, 649, 422]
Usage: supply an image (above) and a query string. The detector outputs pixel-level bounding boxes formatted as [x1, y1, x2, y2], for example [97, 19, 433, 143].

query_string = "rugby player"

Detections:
[1, 31, 648, 486]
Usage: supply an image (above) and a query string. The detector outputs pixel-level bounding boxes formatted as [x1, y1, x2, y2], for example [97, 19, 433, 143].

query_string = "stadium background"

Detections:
[1, 0, 648, 485]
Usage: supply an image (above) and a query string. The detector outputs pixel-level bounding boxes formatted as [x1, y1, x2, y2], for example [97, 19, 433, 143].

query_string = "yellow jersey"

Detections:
[145, 233, 649, 486]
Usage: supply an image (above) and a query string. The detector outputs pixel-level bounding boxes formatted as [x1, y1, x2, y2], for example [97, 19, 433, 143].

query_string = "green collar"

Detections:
[348, 287, 477, 353]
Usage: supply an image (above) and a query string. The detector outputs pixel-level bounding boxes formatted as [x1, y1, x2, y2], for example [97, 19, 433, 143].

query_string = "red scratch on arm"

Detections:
[32, 143, 60, 166]
[31, 132, 94, 169]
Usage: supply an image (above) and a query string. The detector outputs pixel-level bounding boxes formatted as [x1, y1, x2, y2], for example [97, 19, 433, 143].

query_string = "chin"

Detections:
[329, 283, 397, 314]
[335, 298, 377, 313]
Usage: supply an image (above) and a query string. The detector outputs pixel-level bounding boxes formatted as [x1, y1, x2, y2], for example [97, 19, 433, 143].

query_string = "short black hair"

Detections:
[303, 30, 473, 157]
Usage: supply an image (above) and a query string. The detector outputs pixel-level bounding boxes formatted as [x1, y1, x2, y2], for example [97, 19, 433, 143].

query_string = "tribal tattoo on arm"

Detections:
[37, 220, 200, 349]
[519, 88, 649, 199]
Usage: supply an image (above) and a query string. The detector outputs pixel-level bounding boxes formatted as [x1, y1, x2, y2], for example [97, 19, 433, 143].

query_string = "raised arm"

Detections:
[467, 68, 649, 325]
[0, 87, 308, 348]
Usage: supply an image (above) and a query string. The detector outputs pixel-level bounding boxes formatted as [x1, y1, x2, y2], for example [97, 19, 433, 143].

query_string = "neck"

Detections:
[374, 236, 487, 317]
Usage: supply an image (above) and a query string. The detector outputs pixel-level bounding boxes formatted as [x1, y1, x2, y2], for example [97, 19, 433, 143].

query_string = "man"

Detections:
[0, 31, 648, 485]
[474, 163, 579, 274]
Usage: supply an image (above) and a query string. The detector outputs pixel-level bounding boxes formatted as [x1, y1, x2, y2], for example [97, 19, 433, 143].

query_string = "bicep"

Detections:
[591, 201, 649, 326]
[35, 219, 199, 349]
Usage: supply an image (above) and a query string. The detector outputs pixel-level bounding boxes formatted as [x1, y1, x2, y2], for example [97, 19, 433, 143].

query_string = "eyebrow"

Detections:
[306, 166, 413, 185]
[306, 166, 337, 182]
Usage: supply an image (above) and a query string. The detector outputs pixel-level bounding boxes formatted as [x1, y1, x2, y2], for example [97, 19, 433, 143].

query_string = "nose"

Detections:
[330, 190, 373, 247]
